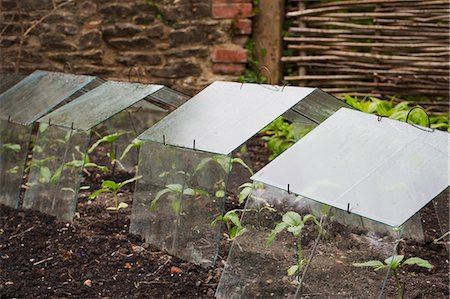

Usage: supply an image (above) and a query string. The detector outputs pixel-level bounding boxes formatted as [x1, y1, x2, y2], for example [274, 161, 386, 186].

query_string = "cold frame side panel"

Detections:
[131, 141, 229, 267]
[0, 119, 30, 208]
[23, 124, 90, 221]
[98, 99, 169, 172]
[433, 187, 449, 241]
[216, 186, 307, 299]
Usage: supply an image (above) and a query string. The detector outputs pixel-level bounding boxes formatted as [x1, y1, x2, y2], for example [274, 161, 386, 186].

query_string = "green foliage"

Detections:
[238, 181, 264, 204]
[211, 209, 250, 240]
[88, 176, 142, 212]
[353, 254, 433, 299]
[344, 95, 449, 131]
[267, 211, 324, 281]
[239, 39, 267, 84]
[2, 143, 21, 153]
[120, 138, 142, 160]
[260, 116, 296, 160]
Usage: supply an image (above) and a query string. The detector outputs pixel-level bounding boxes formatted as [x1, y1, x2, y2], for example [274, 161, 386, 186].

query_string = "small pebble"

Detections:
[84, 279, 92, 287]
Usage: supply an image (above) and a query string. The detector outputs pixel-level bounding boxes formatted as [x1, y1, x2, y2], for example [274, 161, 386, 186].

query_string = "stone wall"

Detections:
[0, 0, 254, 94]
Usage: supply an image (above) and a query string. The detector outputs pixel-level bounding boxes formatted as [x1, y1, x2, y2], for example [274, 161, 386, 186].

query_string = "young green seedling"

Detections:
[433, 230, 450, 244]
[353, 254, 433, 299]
[238, 181, 264, 204]
[260, 116, 296, 160]
[211, 209, 251, 240]
[267, 211, 323, 282]
[88, 176, 142, 222]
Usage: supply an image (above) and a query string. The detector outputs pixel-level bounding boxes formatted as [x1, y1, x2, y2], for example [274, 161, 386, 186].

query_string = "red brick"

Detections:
[212, 3, 253, 19]
[212, 48, 248, 63]
[212, 63, 246, 75]
[234, 19, 252, 35]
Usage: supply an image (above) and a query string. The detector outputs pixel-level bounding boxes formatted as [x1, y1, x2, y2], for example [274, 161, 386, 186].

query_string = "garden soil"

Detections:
[0, 136, 448, 298]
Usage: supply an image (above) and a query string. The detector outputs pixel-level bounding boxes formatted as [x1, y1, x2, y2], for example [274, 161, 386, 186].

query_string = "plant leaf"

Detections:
[282, 211, 302, 227]
[402, 257, 433, 269]
[215, 190, 225, 198]
[267, 222, 288, 246]
[231, 158, 254, 175]
[117, 175, 142, 189]
[102, 180, 118, 191]
[353, 260, 386, 270]
[287, 265, 299, 276]
[238, 187, 252, 204]
[149, 188, 172, 211]
[3, 143, 21, 153]
[117, 202, 129, 210]
[88, 188, 108, 200]
[384, 255, 404, 270]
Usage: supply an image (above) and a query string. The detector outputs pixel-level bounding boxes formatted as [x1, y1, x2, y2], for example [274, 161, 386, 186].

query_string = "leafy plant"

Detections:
[260, 116, 296, 160]
[211, 209, 251, 240]
[267, 211, 324, 281]
[88, 176, 142, 214]
[353, 255, 433, 299]
[239, 39, 267, 84]
[120, 138, 142, 160]
[344, 95, 449, 131]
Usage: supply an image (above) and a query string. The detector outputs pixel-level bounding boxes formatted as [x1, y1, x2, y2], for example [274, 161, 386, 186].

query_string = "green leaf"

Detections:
[106, 206, 118, 211]
[117, 175, 142, 189]
[120, 138, 142, 160]
[3, 143, 21, 153]
[39, 167, 52, 183]
[384, 255, 404, 270]
[402, 257, 433, 269]
[117, 202, 129, 210]
[233, 227, 246, 239]
[210, 215, 223, 227]
[170, 199, 182, 214]
[61, 187, 75, 193]
[80, 186, 90, 190]
[183, 188, 195, 196]
[353, 260, 386, 270]
[231, 158, 254, 175]
[238, 187, 252, 204]
[287, 265, 299, 276]
[50, 166, 62, 185]
[149, 188, 172, 211]
[88, 188, 109, 200]
[102, 180, 118, 191]
[166, 184, 183, 193]
[88, 132, 129, 154]
[282, 211, 302, 227]
[7, 166, 19, 174]
[287, 223, 304, 237]
[267, 222, 288, 246]
[215, 190, 225, 198]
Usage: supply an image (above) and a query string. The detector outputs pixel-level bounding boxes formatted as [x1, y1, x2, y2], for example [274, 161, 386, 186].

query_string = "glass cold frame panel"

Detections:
[39, 81, 163, 131]
[148, 86, 191, 109]
[0, 118, 30, 208]
[216, 185, 402, 298]
[139, 81, 316, 155]
[0, 70, 95, 125]
[252, 108, 449, 228]
[22, 124, 90, 221]
[131, 141, 230, 267]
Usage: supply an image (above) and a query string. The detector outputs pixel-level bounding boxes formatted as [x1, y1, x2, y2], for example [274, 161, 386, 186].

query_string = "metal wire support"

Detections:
[377, 115, 383, 122]
[347, 203, 351, 214]
[193, 139, 196, 151]
[287, 183, 291, 194]
[162, 135, 166, 145]
[128, 66, 142, 83]
[406, 106, 433, 132]
[7, 115, 12, 123]
[258, 66, 280, 91]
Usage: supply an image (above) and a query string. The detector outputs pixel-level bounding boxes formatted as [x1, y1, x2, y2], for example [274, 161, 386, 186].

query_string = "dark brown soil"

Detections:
[0, 134, 448, 298]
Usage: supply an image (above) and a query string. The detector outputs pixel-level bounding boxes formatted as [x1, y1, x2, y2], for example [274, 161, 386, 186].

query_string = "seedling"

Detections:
[433, 230, 449, 244]
[238, 181, 264, 204]
[211, 205, 276, 240]
[267, 211, 323, 282]
[88, 176, 142, 222]
[353, 254, 433, 299]
[120, 138, 142, 160]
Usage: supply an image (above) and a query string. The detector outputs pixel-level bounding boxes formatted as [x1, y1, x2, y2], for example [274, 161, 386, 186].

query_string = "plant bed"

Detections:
[0, 134, 448, 298]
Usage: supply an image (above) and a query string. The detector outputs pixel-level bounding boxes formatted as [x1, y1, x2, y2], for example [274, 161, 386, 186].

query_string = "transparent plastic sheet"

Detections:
[291, 89, 351, 124]
[216, 186, 312, 298]
[130, 141, 230, 266]
[98, 100, 169, 172]
[432, 187, 449, 245]
[299, 205, 403, 298]
[22, 124, 90, 221]
[0, 70, 95, 125]
[308, 200, 424, 242]
[0, 118, 30, 207]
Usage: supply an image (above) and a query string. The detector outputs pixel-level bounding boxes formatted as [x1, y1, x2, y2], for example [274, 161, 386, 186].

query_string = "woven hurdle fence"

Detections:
[283, 0, 449, 111]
